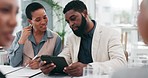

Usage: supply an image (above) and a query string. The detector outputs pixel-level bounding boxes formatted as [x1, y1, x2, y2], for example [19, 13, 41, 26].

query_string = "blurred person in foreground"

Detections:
[8, 2, 62, 69]
[0, 0, 18, 46]
[0, 0, 18, 78]
[40, 0, 127, 76]
[112, 0, 148, 78]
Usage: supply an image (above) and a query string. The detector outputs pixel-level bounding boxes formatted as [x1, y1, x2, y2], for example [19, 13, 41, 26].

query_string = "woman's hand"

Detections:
[28, 57, 40, 69]
[18, 26, 32, 44]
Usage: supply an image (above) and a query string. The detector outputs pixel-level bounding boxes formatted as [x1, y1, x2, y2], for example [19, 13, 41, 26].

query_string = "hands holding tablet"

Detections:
[40, 61, 87, 76]
[40, 62, 56, 75]
[40, 55, 68, 75]
[24, 55, 87, 76]
[39, 55, 87, 76]
[63, 62, 87, 76]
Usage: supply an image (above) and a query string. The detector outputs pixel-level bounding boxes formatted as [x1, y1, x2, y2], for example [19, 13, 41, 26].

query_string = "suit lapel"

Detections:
[73, 26, 103, 62]
[92, 26, 102, 61]
[74, 36, 81, 62]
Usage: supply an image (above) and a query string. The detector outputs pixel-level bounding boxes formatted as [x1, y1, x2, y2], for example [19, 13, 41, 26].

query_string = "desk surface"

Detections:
[33, 73, 72, 78]
[0, 65, 109, 78]
[0, 65, 41, 78]
[33, 73, 109, 78]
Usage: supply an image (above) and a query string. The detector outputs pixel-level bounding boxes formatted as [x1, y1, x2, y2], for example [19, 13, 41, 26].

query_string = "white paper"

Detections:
[0, 65, 41, 77]
[7, 67, 41, 77]
[0, 65, 22, 74]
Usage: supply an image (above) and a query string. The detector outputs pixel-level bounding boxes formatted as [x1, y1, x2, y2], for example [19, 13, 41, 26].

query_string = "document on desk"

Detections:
[0, 65, 42, 77]
[0, 65, 22, 75]
[7, 67, 42, 77]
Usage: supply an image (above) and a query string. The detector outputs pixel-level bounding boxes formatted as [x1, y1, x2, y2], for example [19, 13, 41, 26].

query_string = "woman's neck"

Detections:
[33, 30, 45, 45]
[33, 30, 45, 36]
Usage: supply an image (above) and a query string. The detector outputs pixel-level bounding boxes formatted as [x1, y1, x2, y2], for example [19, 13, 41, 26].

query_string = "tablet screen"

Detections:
[41, 55, 68, 74]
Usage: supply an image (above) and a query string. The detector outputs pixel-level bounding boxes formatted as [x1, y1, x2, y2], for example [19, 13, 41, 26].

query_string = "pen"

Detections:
[25, 55, 38, 67]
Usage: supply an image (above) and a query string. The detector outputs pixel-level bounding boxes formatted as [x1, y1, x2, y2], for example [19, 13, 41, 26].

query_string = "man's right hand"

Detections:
[40, 62, 56, 75]
[18, 26, 32, 44]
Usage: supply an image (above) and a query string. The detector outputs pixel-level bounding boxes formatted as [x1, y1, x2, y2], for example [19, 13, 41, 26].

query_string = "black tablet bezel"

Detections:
[40, 55, 68, 74]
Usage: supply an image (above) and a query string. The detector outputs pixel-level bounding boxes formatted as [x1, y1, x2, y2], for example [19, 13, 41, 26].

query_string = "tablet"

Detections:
[40, 55, 68, 74]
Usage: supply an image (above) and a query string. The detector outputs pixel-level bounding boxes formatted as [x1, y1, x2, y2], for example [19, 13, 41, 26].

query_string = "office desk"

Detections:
[33, 73, 72, 78]
[33, 73, 109, 78]
[0, 65, 41, 78]
[0, 65, 109, 78]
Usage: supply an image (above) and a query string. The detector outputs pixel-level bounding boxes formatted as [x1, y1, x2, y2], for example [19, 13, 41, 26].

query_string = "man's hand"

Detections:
[63, 62, 87, 76]
[40, 62, 56, 75]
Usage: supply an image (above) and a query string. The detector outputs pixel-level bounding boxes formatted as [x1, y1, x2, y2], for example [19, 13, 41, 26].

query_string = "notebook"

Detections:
[0, 65, 41, 77]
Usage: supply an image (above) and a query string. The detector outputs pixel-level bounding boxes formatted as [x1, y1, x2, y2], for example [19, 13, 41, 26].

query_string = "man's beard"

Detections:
[72, 15, 87, 37]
